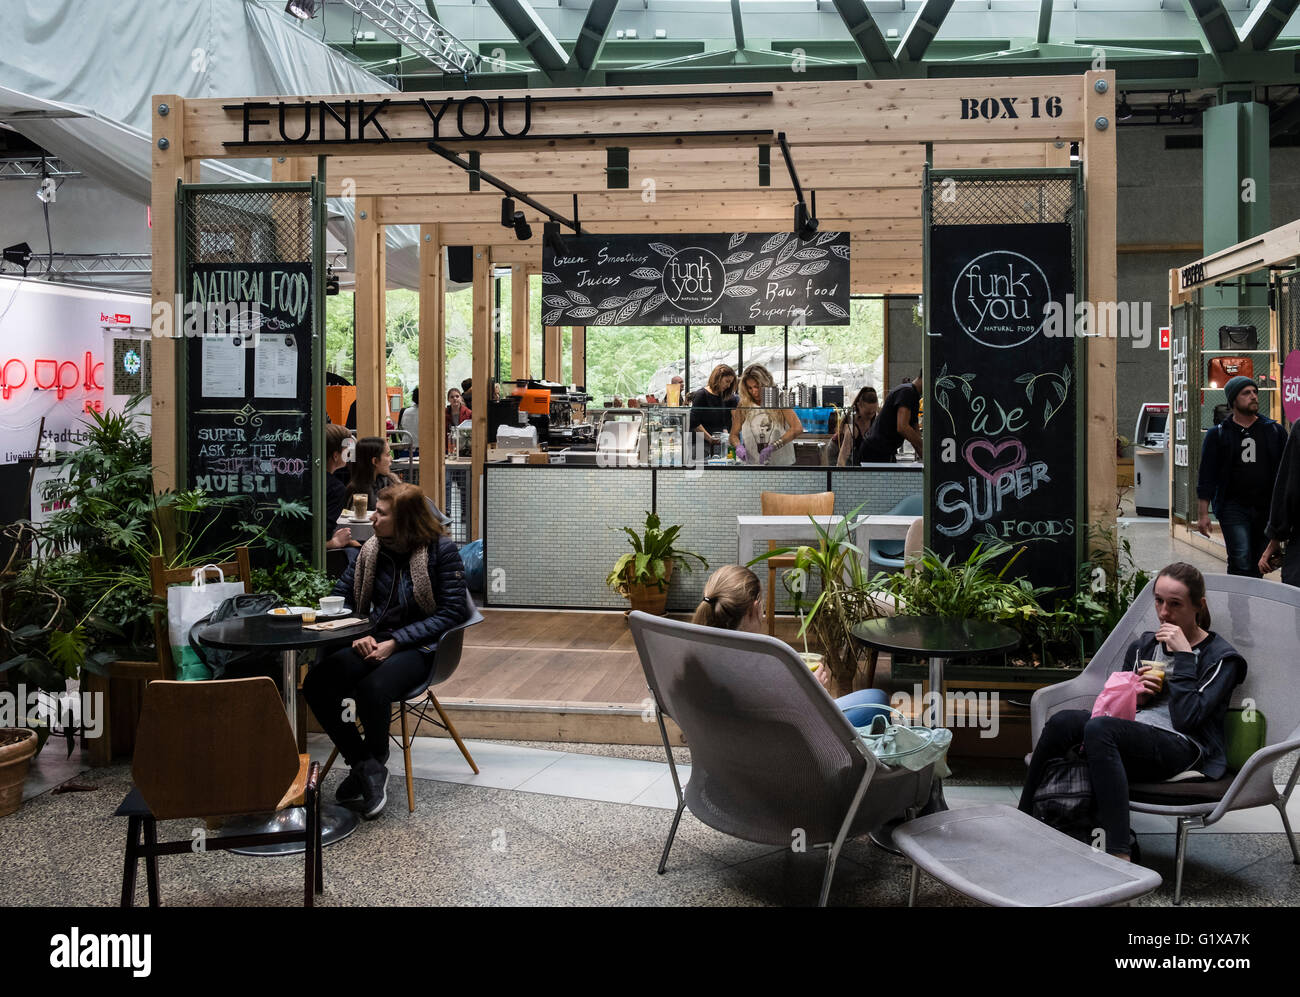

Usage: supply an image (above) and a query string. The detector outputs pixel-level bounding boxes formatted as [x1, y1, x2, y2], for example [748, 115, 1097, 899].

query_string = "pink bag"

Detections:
[1091, 671, 1145, 721]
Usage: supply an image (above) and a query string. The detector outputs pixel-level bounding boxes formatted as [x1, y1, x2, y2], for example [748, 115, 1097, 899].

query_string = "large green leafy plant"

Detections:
[0, 401, 312, 695]
[605, 511, 707, 594]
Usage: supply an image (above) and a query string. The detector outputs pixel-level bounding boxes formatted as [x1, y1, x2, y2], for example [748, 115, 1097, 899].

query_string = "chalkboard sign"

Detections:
[184, 261, 316, 560]
[542, 232, 850, 326]
[926, 223, 1078, 595]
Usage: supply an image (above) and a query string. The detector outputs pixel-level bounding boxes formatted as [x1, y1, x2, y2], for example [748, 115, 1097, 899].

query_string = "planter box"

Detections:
[82, 659, 162, 767]
[890, 658, 1084, 687]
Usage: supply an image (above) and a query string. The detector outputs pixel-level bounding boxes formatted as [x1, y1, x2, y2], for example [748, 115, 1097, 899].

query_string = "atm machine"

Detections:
[1133, 402, 1170, 517]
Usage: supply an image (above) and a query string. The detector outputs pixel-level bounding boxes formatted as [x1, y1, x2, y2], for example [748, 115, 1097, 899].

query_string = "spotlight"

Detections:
[512, 212, 532, 241]
[794, 201, 819, 242]
[285, 0, 319, 19]
[501, 197, 516, 228]
[1117, 94, 1133, 121]
[3, 242, 33, 276]
[325, 265, 340, 296]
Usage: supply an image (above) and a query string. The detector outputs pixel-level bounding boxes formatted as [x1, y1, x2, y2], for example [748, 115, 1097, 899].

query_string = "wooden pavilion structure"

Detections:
[150, 72, 1118, 537]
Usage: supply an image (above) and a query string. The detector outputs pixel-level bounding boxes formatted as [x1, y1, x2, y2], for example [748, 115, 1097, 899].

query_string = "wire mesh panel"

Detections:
[179, 184, 322, 564]
[924, 168, 1083, 598]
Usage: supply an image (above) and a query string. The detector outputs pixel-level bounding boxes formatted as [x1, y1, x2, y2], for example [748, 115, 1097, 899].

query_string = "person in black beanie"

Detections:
[1196, 375, 1285, 577]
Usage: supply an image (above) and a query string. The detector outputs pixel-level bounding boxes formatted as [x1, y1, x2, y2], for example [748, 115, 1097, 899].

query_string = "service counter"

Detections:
[483, 462, 922, 612]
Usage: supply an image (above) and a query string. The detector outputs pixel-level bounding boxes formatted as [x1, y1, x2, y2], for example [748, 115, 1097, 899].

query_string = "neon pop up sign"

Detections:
[1, 351, 106, 400]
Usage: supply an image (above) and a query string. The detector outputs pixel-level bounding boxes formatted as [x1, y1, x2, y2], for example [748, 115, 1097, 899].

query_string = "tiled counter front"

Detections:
[484, 465, 653, 609]
[484, 463, 922, 611]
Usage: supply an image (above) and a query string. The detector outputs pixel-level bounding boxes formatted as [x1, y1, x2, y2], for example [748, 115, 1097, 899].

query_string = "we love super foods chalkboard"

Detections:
[926, 222, 1080, 596]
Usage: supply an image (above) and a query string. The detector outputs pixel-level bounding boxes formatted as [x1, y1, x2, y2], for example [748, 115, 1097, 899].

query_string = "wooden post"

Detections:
[150, 94, 192, 497]
[571, 326, 586, 388]
[510, 264, 530, 382]
[1082, 71, 1118, 533]
[354, 197, 386, 437]
[543, 326, 562, 381]
[419, 224, 447, 512]
[270, 157, 311, 182]
[1045, 141, 1070, 167]
[471, 247, 492, 540]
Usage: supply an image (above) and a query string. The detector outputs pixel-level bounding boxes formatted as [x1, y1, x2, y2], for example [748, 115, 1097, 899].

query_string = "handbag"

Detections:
[856, 708, 952, 778]
[167, 565, 248, 681]
[1207, 356, 1253, 388]
[1031, 746, 1095, 840]
[1218, 325, 1258, 351]
[1091, 670, 1145, 721]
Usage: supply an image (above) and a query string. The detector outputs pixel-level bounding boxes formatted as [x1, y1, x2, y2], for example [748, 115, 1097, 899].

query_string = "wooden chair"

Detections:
[115, 678, 322, 907]
[150, 547, 253, 680]
[759, 491, 835, 636]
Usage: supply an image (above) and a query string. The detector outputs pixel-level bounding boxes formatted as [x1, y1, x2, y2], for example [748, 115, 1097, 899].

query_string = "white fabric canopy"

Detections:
[0, 0, 433, 291]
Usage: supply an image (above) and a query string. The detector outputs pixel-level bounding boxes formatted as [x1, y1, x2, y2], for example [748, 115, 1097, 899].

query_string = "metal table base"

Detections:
[218, 803, 360, 856]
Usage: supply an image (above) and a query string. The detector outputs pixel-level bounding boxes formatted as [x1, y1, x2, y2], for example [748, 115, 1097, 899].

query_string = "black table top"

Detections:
[850, 616, 1021, 658]
[197, 613, 374, 652]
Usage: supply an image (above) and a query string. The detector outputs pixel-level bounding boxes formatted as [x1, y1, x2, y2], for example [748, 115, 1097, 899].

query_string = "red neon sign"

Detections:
[1, 351, 105, 401]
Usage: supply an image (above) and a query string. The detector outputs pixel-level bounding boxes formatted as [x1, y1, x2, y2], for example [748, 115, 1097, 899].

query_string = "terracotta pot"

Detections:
[0, 728, 38, 818]
[625, 560, 674, 615]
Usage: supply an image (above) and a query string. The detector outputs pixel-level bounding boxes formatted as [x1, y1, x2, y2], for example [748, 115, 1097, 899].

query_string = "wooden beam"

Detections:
[1176, 218, 1300, 291]
[543, 326, 561, 381]
[151, 94, 191, 497]
[354, 197, 386, 437]
[471, 247, 492, 541]
[1083, 72, 1118, 534]
[419, 224, 447, 512]
[571, 326, 586, 389]
[183, 77, 1089, 160]
[1044, 141, 1070, 168]
[511, 265, 530, 381]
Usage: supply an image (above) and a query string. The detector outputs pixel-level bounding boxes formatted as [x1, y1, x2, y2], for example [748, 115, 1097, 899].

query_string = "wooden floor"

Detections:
[434, 608, 814, 744]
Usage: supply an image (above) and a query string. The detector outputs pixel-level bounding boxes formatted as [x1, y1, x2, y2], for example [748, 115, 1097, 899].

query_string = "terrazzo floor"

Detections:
[3, 732, 1297, 907]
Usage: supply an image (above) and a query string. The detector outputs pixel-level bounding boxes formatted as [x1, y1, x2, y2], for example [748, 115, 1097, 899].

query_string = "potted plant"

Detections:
[0, 400, 313, 762]
[0, 727, 38, 817]
[606, 511, 707, 615]
[750, 504, 891, 697]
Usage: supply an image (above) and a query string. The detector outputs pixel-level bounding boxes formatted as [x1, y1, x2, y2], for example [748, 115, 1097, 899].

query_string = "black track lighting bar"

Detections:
[428, 140, 586, 236]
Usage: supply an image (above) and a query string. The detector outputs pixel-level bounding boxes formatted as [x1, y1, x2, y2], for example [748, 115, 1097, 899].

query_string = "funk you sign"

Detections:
[542, 232, 850, 326]
[926, 222, 1078, 595]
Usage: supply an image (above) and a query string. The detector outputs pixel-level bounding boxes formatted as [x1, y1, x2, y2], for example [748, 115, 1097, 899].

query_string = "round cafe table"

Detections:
[850, 616, 1021, 728]
[197, 610, 373, 854]
[850, 616, 1020, 850]
[336, 510, 374, 542]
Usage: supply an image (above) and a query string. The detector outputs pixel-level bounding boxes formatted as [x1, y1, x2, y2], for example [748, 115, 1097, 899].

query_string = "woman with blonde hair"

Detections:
[692, 565, 890, 725]
[303, 483, 470, 819]
[730, 363, 802, 465]
[688, 363, 739, 452]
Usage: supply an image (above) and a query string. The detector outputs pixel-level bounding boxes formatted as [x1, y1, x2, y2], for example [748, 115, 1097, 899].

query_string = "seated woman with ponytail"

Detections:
[692, 565, 891, 726]
[303, 483, 470, 820]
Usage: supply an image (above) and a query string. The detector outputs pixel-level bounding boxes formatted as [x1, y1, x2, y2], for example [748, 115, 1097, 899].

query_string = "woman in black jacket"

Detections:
[1018, 562, 1246, 861]
[303, 483, 470, 819]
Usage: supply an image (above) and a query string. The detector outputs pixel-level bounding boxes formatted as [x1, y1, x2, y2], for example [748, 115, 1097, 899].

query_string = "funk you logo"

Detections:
[661, 247, 725, 313]
[951, 250, 1052, 349]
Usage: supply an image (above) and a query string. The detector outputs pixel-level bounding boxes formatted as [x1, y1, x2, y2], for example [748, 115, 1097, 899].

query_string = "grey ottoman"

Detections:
[893, 804, 1162, 907]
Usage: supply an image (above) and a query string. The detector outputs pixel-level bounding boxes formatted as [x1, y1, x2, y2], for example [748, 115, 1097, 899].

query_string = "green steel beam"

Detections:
[572, 0, 620, 73]
[731, 0, 746, 53]
[482, 0, 570, 77]
[1183, 0, 1241, 57]
[831, 0, 898, 75]
[1038, 0, 1052, 45]
[1241, 0, 1300, 51]
[897, 0, 956, 63]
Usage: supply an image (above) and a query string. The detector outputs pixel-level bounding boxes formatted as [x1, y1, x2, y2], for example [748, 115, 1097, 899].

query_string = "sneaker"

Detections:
[359, 758, 389, 820]
[336, 766, 365, 807]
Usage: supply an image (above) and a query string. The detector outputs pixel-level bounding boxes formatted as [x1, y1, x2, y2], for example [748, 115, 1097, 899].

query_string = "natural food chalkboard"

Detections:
[542, 232, 850, 326]
[184, 261, 316, 559]
[926, 223, 1079, 596]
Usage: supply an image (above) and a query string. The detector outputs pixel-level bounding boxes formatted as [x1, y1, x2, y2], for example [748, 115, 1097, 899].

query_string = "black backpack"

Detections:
[187, 593, 285, 679]
[1031, 747, 1097, 842]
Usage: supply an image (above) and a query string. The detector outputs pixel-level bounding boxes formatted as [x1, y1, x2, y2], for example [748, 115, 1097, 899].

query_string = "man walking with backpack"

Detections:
[1196, 375, 1286, 576]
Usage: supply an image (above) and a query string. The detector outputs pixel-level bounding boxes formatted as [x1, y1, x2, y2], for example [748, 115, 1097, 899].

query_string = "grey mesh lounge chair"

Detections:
[1029, 573, 1300, 904]
[627, 611, 935, 907]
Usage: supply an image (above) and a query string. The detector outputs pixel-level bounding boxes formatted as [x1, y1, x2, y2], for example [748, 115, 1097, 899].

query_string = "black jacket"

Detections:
[1266, 418, 1300, 542]
[1121, 631, 1246, 779]
[1196, 415, 1286, 516]
[332, 536, 470, 653]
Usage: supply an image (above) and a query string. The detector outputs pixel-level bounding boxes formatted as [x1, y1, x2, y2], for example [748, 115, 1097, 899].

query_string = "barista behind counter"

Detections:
[731, 364, 803, 465]
[688, 364, 739, 447]
[854, 373, 922, 464]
